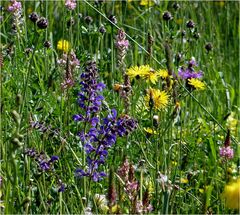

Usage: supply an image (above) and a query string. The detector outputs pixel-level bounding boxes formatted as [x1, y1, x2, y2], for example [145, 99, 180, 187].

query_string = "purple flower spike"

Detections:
[58, 183, 66, 192]
[40, 161, 50, 171]
[50, 156, 59, 163]
[73, 114, 84, 121]
[74, 62, 137, 182]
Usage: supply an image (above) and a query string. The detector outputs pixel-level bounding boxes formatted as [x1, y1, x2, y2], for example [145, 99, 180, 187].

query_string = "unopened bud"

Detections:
[186, 20, 195, 28]
[11, 110, 21, 125]
[16, 94, 22, 106]
[162, 11, 173, 21]
[29, 12, 39, 23]
[153, 115, 159, 127]
[37, 17, 48, 29]
[205, 43, 213, 52]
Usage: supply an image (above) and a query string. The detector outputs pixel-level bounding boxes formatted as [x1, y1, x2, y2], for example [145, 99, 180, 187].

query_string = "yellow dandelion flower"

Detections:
[138, 65, 152, 77]
[57, 39, 70, 52]
[142, 71, 159, 84]
[144, 127, 157, 135]
[140, 0, 155, 6]
[188, 78, 205, 90]
[180, 178, 189, 184]
[126, 65, 150, 79]
[145, 88, 169, 110]
[127, 65, 161, 84]
[157, 69, 169, 79]
[222, 178, 240, 209]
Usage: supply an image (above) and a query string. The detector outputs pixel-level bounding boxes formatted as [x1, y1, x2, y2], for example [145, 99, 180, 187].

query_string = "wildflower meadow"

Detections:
[0, 0, 239, 214]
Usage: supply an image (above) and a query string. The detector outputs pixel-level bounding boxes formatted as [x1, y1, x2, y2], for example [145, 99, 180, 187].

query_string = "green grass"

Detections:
[0, 0, 239, 214]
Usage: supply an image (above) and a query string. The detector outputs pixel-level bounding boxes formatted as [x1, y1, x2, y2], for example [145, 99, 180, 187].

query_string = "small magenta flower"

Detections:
[115, 29, 129, 50]
[58, 51, 80, 90]
[219, 130, 234, 160]
[7, 0, 23, 34]
[8, 0, 22, 13]
[65, 0, 77, 10]
[219, 146, 234, 159]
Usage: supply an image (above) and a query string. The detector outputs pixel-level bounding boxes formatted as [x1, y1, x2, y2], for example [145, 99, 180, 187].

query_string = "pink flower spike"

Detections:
[219, 146, 234, 160]
[8, 0, 22, 12]
[65, 0, 77, 10]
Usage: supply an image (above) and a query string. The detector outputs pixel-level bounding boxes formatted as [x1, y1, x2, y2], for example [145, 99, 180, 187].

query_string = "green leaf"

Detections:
[209, 138, 217, 161]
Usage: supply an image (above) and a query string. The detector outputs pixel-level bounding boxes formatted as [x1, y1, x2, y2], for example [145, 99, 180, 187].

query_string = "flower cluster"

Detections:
[219, 146, 234, 159]
[115, 29, 129, 62]
[57, 39, 70, 53]
[178, 57, 203, 79]
[30, 120, 60, 137]
[57, 51, 80, 69]
[25, 148, 65, 192]
[25, 148, 59, 171]
[74, 61, 137, 182]
[118, 159, 153, 213]
[145, 88, 169, 110]
[7, 0, 23, 34]
[178, 57, 205, 90]
[127, 65, 169, 84]
[57, 51, 80, 90]
[73, 61, 105, 125]
[65, 0, 77, 10]
[115, 29, 132, 113]
[76, 110, 137, 182]
[219, 130, 234, 160]
[8, 0, 21, 12]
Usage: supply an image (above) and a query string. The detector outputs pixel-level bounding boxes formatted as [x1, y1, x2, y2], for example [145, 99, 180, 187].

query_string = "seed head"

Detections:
[186, 20, 195, 28]
[162, 11, 173, 21]
[193, 32, 200, 39]
[84, 16, 93, 24]
[172, 2, 180, 10]
[108, 15, 117, 24]
[44, 41, 51, 48]
[181, 30, 186, 37]
[37, 17, 48, 29]
[99, 25, 106, 34]
[205, 43, 213, 52]
[29, 12, 39, 23]
[67, 17, 75, 28]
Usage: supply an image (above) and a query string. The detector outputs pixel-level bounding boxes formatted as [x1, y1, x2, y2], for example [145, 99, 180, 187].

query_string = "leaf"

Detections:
[209, 138, 217, 161]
